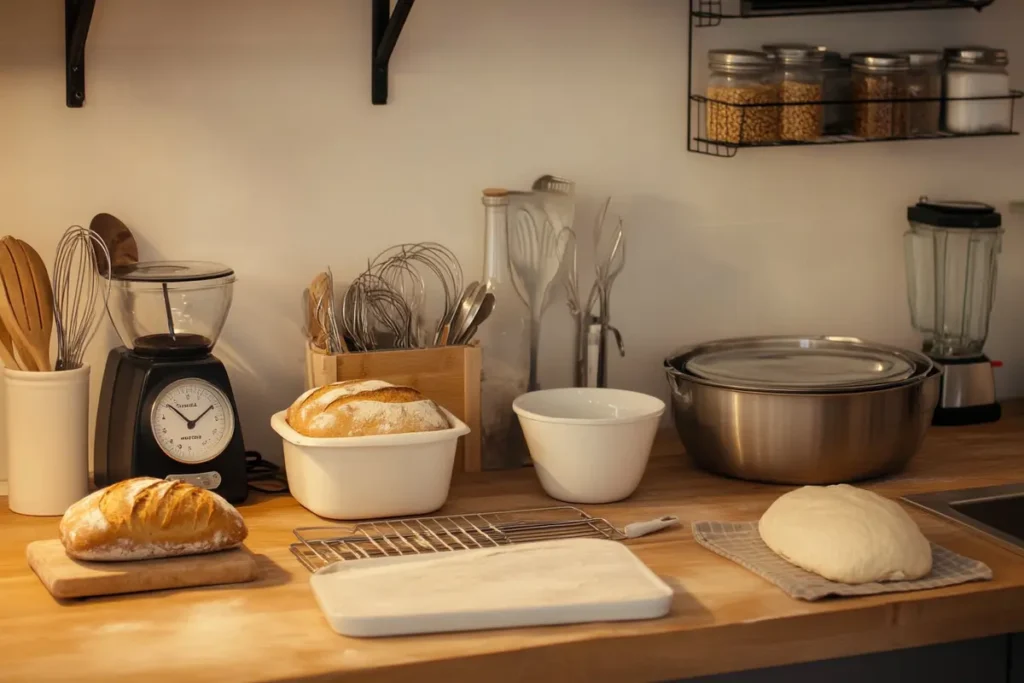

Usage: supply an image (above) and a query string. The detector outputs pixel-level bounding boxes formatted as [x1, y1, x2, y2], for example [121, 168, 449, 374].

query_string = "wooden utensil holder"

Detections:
[304, 344, 482, 473]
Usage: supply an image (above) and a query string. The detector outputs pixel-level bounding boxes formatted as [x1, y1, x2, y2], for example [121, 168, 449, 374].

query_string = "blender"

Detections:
[904, 198, 1003, 425]
[94, 262, 248, 502]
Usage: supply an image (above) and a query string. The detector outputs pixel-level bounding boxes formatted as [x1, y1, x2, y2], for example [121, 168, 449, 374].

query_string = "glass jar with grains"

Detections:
[763, 44, 825, 141]
[820, 49, 853, 135]
[706, 49, 779, 145]
[944, 47, 1011, 134]
[851, 53, 909, 139]
[899, 50, 943, 136]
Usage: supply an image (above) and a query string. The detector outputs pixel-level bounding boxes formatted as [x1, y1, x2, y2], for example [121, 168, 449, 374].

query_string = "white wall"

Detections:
[1, 0, 1022, 471]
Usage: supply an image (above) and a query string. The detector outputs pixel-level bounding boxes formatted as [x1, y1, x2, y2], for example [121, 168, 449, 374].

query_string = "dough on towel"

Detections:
[758, 484, 932, 584]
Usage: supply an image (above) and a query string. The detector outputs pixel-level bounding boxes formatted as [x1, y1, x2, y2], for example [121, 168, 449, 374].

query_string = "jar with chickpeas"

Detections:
[706, 49, 779, 145]
[763, 44, 825, 142]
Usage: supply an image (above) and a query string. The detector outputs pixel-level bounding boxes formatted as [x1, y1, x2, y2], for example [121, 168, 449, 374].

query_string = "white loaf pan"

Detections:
[270, 408, 469, 520]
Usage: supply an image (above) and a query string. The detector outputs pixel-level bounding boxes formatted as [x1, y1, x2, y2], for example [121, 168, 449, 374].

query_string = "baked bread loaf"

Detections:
[59, 478, 248, 562]
[286, 379, 450, 438]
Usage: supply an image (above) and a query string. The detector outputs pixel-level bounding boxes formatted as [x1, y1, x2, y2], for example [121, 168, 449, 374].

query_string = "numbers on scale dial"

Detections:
[151, 379, 235, 465]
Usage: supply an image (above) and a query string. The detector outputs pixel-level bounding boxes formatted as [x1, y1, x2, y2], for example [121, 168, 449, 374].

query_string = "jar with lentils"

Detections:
[764, 43, 825, 141]
[851, 53, 910, 139]
[706, 49, 779, 145]
[900, 50, 943, 135]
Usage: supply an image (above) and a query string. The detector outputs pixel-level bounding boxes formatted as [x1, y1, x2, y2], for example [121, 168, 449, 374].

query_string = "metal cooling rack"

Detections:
[291, 506, 624, 572]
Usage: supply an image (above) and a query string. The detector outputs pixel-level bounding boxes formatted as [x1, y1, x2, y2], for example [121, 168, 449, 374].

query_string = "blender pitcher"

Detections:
[904, 198, 1003, 425]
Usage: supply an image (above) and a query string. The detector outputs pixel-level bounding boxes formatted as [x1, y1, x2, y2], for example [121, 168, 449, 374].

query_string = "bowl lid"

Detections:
[112, 261, 234, 283]
[682, 338, 917, 392]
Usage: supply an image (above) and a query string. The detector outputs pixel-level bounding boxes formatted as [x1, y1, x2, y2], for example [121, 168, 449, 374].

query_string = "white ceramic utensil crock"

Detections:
[5, 365, 90, 516]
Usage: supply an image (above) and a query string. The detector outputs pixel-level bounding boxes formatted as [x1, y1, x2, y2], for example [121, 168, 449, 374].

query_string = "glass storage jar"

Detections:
[900, 50, 942, 136]
[706, 49, 779, 145]
[851, 53, 909, 139]
[820, 49, 853, 135]
[944, 47, 1011, 134]
[764, 43, 824, 141]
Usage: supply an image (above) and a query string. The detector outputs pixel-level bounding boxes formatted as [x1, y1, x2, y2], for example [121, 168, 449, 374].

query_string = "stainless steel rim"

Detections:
[664, 336, 936, 396]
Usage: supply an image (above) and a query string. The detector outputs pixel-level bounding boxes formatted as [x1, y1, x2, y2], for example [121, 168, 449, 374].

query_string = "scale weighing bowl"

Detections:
[108, 261, 235, 356]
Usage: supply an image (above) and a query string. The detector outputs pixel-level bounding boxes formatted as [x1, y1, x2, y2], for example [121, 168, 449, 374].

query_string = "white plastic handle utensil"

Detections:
[623, 515, 681, 539]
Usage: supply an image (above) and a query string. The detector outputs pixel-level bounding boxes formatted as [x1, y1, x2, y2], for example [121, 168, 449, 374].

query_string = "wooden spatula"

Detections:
[0, 237, 53, 371]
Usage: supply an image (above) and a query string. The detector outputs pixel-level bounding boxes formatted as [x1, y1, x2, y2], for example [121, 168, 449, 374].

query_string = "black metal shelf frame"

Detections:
[372, 0, 415, 105]
[63, 0, 416, 108]
[686, 0, 1013, 156]
[65, 0, 95, 107]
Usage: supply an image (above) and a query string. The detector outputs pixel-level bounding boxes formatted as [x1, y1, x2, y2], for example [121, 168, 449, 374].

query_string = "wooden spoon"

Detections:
[0, 237, 52, 371]
[0, 317, 23, 370]
[89, 213, 139, 276]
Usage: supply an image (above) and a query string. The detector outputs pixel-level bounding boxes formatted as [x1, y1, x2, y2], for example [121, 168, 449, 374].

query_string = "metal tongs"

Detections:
[563, 196, 626, 387]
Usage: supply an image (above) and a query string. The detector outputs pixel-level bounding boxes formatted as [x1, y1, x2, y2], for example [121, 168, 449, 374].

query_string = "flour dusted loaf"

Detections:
[286, 379, 450, 438]
[59, 478, 248, 561]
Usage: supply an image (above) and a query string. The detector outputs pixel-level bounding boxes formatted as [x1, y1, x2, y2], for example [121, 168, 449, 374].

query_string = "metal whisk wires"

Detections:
[52, 226, 111, 370]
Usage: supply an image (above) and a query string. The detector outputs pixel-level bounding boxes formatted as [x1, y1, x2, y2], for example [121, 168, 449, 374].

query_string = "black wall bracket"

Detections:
[65, 0, 96, 107]
[371, 0, 415, 105]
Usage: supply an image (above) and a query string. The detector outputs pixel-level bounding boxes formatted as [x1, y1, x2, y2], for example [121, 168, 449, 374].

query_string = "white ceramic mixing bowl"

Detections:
[512, 388, 665, 504]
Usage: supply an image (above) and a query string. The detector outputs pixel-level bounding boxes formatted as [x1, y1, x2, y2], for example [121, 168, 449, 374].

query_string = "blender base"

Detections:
[933, 402, 1001, 426]
[931, 355, 1000, 426]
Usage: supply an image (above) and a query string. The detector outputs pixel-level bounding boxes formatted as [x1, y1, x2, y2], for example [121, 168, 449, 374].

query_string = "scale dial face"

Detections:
[150, 378, 236, 464]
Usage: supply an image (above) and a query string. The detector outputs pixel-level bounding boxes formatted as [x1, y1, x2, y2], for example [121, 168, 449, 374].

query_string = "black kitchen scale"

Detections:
[94, 262, 248, 503]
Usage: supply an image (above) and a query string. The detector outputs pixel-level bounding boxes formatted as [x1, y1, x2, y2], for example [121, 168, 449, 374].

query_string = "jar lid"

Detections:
[708, 49, 772, 73]
[899, 50, 943, 67]
[762, 43, 824, 65]
[908, 198, 1002, 229]
[819, 49, 848, 68]
[945, 47, 1008, 66]
[850, 53, 910, 73]
[680, 337, 920, 393]
[111, 261, 235, 283]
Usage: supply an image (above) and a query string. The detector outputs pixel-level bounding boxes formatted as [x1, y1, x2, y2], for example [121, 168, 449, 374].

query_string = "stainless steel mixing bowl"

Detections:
[664, 345, 941, 485]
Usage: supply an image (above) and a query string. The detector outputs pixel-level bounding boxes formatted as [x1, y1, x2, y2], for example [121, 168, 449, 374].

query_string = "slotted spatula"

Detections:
[0, 237, 53, 371]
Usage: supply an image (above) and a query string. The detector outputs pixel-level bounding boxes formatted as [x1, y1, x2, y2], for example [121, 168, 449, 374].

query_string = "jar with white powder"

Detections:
[944, 47, 1011, 134]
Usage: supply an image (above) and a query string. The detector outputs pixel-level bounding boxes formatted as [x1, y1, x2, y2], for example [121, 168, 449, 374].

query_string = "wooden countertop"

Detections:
[3, 406, 1024, 683]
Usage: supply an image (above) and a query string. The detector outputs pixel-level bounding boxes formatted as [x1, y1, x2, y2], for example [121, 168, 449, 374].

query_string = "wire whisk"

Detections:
[52, 225, 111, 370]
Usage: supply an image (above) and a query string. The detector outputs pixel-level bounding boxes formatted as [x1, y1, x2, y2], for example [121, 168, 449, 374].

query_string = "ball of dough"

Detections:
[758, 484, 932, 584]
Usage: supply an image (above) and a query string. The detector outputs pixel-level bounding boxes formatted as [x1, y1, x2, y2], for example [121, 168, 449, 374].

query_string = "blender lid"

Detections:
[908, 198, 1002, 229]
[111, 261, 235, 283]
[682, 337, 919, 392]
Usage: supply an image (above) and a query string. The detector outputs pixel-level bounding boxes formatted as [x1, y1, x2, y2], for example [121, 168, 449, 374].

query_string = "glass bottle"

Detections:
[820, 49, 853, 135]
[900, 50, 943, 135]
[477, 189, 530, 470]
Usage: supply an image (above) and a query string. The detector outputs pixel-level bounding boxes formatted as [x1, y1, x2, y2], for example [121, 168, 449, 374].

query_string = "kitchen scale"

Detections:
[94, 261, 248, 503]
[904, 198, 1003, 426]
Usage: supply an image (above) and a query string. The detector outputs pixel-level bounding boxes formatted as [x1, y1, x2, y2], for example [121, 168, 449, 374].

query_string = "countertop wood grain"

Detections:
[2, 404, 1023, 683]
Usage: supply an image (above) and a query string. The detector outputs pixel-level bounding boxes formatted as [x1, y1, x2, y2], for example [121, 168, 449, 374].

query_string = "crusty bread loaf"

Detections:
[286, 379, 450, 438]
[59, 478, 248, 562]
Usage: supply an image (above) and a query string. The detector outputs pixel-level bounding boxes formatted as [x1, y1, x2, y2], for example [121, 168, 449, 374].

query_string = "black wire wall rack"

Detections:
[686, 0, 1017, 156]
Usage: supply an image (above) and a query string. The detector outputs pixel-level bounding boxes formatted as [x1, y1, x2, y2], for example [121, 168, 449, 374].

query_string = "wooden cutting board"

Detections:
[26, 539, 258, 599]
